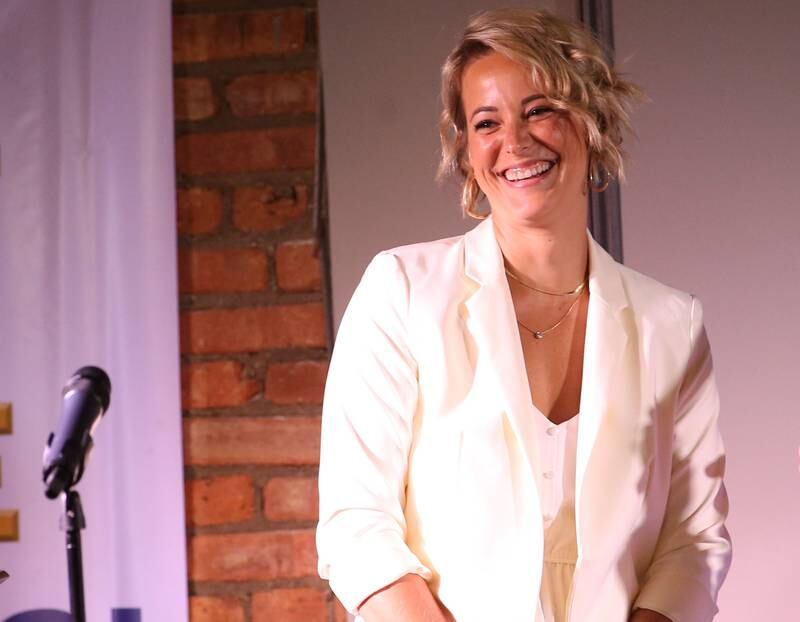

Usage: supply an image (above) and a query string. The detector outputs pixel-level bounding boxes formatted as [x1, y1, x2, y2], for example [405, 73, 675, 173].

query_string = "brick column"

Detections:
[172, 2, 343, 620]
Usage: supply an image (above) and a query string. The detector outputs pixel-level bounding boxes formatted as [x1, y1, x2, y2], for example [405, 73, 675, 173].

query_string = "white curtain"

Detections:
[0, 0, 187, 619]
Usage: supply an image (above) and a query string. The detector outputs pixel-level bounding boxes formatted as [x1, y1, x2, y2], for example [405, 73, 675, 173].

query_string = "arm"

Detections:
[316, 253, 434, 616]
[633, 297, 732, 621]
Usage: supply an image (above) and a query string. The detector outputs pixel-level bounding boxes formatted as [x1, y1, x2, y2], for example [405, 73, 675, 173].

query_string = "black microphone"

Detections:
[43, 366, 111, 499]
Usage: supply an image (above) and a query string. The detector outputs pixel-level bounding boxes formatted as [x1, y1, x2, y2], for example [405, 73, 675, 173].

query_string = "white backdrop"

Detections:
[0, 1, 188, 619]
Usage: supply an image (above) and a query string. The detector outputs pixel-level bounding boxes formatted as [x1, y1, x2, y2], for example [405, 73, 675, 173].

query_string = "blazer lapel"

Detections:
[571, 237, 654, 621]
[461, 217, 541, 479]
[575, 234, 631, 546]
[460, 218, 544, 618]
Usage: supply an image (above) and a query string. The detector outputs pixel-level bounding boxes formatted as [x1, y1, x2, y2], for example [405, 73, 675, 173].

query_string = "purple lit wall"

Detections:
[615, 1, 800, 619]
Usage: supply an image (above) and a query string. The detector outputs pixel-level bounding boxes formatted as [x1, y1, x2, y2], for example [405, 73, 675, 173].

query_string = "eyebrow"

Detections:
[469, 94, 547, 120]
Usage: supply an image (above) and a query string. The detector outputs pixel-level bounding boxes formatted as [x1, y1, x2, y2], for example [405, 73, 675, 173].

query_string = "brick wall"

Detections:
[173, 1, 343, 620]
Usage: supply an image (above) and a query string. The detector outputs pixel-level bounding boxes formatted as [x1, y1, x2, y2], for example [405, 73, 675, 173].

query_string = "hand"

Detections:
[359, 574, 453, 622]
[630, 609, 672, 622]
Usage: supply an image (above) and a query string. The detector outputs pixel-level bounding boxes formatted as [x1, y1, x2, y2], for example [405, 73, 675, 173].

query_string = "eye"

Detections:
[526, 106, 555, 119]
[473, 119, 497, 132]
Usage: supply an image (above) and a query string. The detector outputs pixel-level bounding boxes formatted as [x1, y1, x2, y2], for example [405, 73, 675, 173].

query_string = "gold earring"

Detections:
[588, 164, 610, 193]
[463, 174, 489, 220]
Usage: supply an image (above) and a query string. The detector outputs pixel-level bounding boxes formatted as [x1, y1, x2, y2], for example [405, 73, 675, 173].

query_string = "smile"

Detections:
[501, 160, 556, 182]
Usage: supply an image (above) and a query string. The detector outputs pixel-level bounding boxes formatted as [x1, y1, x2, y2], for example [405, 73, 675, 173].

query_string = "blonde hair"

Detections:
[438, 9, 642, 218]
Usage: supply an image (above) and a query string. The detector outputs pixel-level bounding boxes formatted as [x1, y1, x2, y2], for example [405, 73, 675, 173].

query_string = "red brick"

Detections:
[185, 474, 255, 528]
[174, 77, 217, 121]
[252, 588, 326, 622]
[188, 529, 316, 581]
[180, 303, 326, 354]
[226, 71, 317, 117]
[179, 248, 268, 294]
[183, 416, 321, 466]
[173, 10, 306, 63]
[276, 240, 322, 292]
[182, 360, 260, 409]
[177, 188, 223, 235]
[263, 476, 318, 522]
[233, 185, 308, 233]
[176, 127, 315, 176]
[265, 360, 328, 405]
[190, 596, 245, 622]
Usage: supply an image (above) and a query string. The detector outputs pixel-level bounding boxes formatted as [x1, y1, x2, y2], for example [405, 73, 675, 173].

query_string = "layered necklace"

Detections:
[505, 266, 587, 340]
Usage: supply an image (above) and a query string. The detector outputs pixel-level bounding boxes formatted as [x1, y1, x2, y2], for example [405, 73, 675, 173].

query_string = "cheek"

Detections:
[545, 118, 571, 150]
[466, 134, 499, 173]
[555, 118, 589, 166]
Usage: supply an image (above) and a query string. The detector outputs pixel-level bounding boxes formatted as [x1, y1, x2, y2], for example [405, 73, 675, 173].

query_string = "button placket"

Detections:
[540, 422, 560, 522]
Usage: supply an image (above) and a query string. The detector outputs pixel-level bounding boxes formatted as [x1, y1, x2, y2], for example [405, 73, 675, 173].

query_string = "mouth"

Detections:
[499, 159, 557, 183]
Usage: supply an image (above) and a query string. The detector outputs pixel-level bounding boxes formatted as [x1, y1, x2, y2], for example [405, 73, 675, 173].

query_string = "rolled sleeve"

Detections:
[634, 297, 732, 622]
[316, 253, 432, 613]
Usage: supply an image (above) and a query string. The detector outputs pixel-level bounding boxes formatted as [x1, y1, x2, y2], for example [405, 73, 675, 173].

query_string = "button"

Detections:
[543, 471, 554, 480]
[546, 427, 558, 436]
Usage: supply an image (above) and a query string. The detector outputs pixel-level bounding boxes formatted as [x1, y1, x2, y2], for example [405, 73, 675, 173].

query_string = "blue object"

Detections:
[111, 609, 141, 622]
[4, 608, 141, 622]
[4, 611, 71, 622]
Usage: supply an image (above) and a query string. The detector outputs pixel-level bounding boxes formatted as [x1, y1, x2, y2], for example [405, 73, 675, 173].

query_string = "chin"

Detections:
[492, 190, 581, 228]
[500, 194, 554, 221]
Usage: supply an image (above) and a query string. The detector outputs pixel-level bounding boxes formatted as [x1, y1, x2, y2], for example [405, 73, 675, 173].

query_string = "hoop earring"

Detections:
[463, 174, 489, 220]
[588, 163, 610, 193]
[465, 201, 490, 220]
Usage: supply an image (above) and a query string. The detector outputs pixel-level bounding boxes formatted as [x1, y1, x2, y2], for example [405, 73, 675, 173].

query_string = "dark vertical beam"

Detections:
[579, 0, 624, 263]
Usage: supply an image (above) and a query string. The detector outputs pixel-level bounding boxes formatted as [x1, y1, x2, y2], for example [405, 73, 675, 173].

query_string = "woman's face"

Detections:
[461, 51, 589, 226]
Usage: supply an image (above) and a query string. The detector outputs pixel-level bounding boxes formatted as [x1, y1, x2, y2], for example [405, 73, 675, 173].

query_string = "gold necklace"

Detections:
[505, 267, 587, 296]
[516, 291, 584, 340]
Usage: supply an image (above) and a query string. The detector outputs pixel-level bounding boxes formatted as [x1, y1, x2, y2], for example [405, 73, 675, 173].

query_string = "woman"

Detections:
[317, 9, 731, 622]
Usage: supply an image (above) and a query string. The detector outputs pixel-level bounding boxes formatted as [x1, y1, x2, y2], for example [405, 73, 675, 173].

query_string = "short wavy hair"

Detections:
[438, 9, 642, 217]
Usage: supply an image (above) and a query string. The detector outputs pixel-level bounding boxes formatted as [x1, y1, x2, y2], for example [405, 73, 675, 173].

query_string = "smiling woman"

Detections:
[317, 9, 731, 622]
[461, 52, 589, 229]
[438, 10, 638, 221]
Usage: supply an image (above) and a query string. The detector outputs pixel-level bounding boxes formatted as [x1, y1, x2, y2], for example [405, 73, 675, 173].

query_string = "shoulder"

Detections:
[619, 263, 694, 315]
[383, 233, 465, 271]
[364, 233, 466, 287]
[589, 236, 697, 330]
[615, 261, 706, 350]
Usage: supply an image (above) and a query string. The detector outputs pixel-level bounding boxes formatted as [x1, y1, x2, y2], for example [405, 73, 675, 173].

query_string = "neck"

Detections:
[492, 208, 588, 293]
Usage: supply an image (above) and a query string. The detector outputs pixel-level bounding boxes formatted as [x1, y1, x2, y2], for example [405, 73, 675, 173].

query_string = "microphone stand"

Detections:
[61, 488, 87, 622]
[43, 365, 111, 621]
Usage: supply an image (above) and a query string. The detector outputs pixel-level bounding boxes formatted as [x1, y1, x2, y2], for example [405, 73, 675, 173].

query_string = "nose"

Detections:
[504, 118, 534, 155]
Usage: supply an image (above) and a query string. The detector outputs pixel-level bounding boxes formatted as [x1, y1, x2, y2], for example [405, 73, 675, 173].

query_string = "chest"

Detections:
[512, 289, 589, 424]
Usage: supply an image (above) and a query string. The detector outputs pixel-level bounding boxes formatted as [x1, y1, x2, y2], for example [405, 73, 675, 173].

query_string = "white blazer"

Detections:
[317, 217, 731, 622]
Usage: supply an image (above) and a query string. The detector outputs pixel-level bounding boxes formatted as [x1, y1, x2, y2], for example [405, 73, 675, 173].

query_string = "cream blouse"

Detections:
[530, 408, 579, 622]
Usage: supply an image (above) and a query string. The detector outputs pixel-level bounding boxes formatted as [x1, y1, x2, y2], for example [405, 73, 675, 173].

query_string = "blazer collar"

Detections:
[463, 216, 503, 291]
[461, 215, 631, 465]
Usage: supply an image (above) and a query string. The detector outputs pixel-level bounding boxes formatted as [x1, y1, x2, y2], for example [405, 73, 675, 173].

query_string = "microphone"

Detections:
[43, 366, 111, 499]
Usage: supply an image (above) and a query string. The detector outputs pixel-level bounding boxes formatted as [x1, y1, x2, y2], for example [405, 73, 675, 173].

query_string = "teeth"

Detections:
[503, 161, 553, 181]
